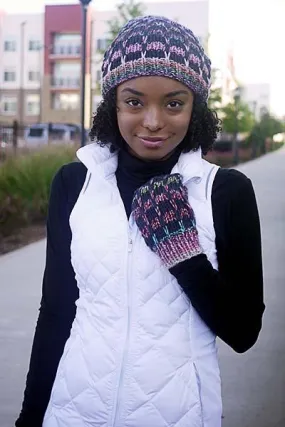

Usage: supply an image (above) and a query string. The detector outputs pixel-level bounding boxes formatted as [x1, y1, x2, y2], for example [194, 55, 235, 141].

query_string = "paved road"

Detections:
[0, 148, 284, 427]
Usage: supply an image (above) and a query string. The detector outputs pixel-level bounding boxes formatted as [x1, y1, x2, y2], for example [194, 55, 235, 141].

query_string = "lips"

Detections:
[137, 136, 168, 149]
[139, 138, 164, 149]
[138, 136, 168, 142]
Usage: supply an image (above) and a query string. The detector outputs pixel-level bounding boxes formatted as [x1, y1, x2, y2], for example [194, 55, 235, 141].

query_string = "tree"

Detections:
[247, 112, 285, 154]
[221, 101, 255, 134]
[106, 0, 145, 47]
[208, 68, 222, 112]
[255, 111, 285, 138]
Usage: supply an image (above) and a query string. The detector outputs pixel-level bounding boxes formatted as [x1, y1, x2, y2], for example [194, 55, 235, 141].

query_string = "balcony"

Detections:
[50, 45, 81, 57]
[51, 77, 80, 89]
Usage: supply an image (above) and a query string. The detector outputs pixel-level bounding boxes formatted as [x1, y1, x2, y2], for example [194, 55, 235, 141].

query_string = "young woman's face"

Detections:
[116, 76, 194, 160]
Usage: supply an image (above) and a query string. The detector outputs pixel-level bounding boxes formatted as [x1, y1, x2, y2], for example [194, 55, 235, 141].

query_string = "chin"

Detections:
[134, 148, 169, 161]
[129, 143, 175, 161]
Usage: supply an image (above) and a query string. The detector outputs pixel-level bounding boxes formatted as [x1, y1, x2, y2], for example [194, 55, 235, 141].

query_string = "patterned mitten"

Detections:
[132, 173, 203, 268]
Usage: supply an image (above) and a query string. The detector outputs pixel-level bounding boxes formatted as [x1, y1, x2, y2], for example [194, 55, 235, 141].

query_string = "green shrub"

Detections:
[0, 145, 77, 237]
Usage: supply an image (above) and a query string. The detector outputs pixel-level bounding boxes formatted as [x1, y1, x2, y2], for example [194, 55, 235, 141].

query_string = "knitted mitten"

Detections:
[132, 173, 203, 268]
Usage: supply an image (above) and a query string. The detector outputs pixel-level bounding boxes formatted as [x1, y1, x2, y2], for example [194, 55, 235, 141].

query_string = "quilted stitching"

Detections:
[43, 147, 222, 427]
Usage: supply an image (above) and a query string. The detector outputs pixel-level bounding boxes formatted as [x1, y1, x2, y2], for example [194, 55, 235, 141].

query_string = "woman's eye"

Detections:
[167, 101, 183, 109]
[126, 99, 142, 107]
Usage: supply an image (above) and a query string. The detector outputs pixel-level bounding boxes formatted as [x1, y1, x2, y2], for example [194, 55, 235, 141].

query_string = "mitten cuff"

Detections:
[155, 229, 203, 269]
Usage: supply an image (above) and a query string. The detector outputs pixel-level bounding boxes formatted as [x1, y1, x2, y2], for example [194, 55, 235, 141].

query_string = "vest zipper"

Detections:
[112, 231, 133, 426]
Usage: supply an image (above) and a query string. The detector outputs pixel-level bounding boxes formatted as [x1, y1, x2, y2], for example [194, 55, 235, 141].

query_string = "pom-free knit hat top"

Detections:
[101, 15, 211, 102]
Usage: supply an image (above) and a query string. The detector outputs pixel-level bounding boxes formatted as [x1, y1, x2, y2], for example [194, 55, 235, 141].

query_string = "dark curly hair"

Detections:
[90, 89, 221, 156]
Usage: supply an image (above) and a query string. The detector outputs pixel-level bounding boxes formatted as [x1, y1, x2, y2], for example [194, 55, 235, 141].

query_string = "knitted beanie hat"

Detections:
[101, 15, 211, 102]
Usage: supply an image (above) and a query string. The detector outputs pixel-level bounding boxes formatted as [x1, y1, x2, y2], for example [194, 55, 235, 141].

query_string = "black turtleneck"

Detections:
[15, 148, 264, 427]
[116, 148, 181, 217]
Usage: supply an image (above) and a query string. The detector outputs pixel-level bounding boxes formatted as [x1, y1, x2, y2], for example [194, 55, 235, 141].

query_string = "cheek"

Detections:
[117, 111, 140, 138]
[171, 112, 192, 137]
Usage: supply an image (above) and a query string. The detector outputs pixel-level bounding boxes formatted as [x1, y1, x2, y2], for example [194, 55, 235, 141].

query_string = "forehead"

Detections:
[117, 76, 191, 96]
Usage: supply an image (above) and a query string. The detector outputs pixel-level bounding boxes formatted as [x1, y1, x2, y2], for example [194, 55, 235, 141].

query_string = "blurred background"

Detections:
[0, 0, 284, 156]
[1, 0, 284, 248]
[0, 1, 284, 426]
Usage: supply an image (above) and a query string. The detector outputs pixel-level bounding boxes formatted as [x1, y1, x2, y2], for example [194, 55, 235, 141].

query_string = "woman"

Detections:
[16, 16, 265, 427]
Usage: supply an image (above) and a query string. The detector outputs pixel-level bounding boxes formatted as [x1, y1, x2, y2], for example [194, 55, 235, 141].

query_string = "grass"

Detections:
[0, 144, 77, 237]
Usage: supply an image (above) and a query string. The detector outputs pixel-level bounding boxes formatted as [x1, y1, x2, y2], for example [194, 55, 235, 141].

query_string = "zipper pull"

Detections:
[128, 238, 133, 252]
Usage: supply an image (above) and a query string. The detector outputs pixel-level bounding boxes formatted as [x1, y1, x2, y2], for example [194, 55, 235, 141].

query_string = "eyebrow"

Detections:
[120, 88, 189, 98]
[165, 90, 189, 98]
[121, 88, 144, 96]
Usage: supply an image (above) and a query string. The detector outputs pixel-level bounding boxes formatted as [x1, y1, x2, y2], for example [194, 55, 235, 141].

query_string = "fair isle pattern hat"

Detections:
[102, 15, 211, 102]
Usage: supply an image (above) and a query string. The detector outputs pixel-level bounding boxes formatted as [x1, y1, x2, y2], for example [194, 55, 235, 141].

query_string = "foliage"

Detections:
[0, 145, 76, 236]
[254, 112, 284, 138]
[245, 112, 284, 153]
[208, 69, 222, 112]
[221, 101, 255, 134]
[106, 0, 145, 47]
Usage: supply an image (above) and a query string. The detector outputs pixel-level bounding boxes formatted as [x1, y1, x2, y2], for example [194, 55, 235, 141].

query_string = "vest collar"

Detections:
[77, 143, 204, 183]
[77, 143, 118, 180]
[172, 147, 204, 185]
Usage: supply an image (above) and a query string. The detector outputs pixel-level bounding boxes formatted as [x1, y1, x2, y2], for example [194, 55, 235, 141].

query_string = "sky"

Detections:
[1, 0, 284, 116]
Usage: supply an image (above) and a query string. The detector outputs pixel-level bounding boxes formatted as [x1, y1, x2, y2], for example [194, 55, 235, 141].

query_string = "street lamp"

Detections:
[79, 0, 92, 147]
[233, 86, 241, 165]
[19, 21, 26, 127]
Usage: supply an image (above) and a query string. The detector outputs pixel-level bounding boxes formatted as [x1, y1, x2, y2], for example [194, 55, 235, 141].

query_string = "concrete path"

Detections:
[218, 147, 285, 427]
[0, 148, 284, 427]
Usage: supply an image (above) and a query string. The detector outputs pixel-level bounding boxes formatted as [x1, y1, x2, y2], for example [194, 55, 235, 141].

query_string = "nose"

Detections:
[142, 106, 164, 132]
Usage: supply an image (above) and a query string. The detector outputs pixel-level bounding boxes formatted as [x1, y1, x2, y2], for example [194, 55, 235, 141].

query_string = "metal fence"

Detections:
[0, 122, 24, 160]
[0, 121, 80, 162]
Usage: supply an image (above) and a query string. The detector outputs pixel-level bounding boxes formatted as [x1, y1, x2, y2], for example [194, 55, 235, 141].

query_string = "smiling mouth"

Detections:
[137, 136, 168, 149]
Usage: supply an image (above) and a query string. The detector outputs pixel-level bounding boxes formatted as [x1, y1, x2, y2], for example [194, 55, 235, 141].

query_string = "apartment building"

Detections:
[41, 4, 92, 128]
[0, 1, 210, 126]
[0, 11, 44, 125]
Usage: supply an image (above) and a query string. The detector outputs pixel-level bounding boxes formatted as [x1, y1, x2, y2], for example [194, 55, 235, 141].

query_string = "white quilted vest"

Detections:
[43, 143, 222, 427]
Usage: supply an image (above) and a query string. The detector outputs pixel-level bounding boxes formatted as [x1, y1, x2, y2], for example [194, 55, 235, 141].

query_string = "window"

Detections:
[52, 62, 80, 87]
[52, 45, 81, 55]
[54, 33, 81, 44]
[51, 77, 80, 88]
[96, 38, 108, 51]
[4, 40, 16, 51]
[28, 128, 44, 138]
[4, 71, 16, 82]
[53, 61, 80, 76]
[29, 40, 41, 51]
[26, 94, 40, 116]
[52, 33, 81, 55]
[28, 71, 40, 82]
[1, 96, 17, 115]
[52, 93, 80, 110]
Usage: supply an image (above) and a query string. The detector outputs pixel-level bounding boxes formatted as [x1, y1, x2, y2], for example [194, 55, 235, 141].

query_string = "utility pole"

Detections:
[79, 0, 92, 147]
[233, 86, 241, 166]
[19, 21, 26, 127]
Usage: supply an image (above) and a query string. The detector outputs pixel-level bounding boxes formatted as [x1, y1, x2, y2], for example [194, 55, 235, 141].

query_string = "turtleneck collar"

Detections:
[77, 142, 204, 186]
[117, 147, 181, 187]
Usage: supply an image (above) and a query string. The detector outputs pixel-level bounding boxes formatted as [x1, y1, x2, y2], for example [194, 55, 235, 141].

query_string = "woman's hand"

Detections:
[132, 173, 203, 268]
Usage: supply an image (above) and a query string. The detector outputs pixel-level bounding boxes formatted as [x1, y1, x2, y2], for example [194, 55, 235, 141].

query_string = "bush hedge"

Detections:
[0, 140, 283, 241]
[0, 145, 77, 237]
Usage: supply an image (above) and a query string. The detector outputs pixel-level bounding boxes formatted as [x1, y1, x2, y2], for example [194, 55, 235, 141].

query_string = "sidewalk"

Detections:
[0, 241, 46, 426]
[219, 147, 285, 427]
[0, 147, 285, 427]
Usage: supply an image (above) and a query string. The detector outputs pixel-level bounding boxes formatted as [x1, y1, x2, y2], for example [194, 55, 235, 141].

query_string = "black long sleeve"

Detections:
[170, 169, 265, 353]
[15, 163, 86, 427]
